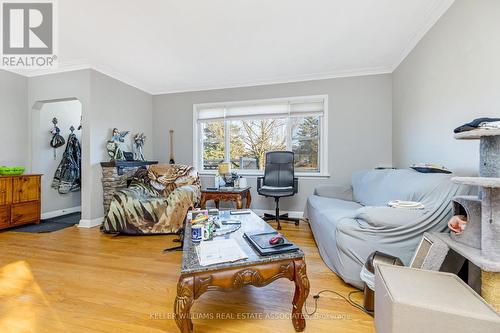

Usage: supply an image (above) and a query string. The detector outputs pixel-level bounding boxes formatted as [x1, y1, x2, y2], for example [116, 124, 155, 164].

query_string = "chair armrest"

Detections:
[257, 176, 264, 191]
[313, 184, 353, 201]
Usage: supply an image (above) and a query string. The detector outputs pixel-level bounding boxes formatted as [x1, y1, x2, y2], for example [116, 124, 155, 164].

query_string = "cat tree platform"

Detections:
[454, 128, 500, 140]
[429, 234, 500, 272]
[452, 177, 500, 188]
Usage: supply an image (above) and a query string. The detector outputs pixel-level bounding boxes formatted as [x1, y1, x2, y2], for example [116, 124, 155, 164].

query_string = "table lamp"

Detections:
[218, 162, 231, 175]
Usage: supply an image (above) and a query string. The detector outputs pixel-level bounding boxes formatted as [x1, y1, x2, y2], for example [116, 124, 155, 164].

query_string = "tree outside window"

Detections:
[292, 116, 320, 172]
[230, 119, 286, 170]
[202, 121, 224, 170]
[202, 117, 319, 172]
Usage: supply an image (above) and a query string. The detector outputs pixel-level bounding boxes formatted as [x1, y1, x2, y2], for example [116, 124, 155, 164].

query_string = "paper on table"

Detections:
[195, 239, 248, 266]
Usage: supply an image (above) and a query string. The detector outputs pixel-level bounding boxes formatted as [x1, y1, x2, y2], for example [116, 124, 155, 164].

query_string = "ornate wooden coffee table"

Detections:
[174, 210, 310, 332]
[199, 187, 251, 209]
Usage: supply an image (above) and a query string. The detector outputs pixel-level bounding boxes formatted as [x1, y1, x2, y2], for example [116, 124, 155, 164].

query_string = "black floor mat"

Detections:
[7, 212, 81, 233]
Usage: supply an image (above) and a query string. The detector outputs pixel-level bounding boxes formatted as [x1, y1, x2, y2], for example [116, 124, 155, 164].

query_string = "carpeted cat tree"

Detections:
[420, 128, 500, 311]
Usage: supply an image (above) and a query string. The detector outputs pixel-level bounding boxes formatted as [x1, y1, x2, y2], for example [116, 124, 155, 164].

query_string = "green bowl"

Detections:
[0, 166, 25, 175]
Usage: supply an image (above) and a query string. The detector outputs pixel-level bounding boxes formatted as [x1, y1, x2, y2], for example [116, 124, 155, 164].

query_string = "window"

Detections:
[291, 116, 320, 172]
[194, 95, 328, 176]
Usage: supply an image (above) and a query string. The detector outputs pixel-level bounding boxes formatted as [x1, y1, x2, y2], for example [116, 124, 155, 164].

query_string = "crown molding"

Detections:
[391, 0, 455, 72]
[150, 65, 393, 95]
[5, 63, 392, 96]
[5, 59, 92, 77]
[4, 60, 156, 95]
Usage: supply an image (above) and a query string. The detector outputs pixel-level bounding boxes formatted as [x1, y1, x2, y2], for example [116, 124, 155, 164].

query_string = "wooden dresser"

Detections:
[0, 174, 42, 230]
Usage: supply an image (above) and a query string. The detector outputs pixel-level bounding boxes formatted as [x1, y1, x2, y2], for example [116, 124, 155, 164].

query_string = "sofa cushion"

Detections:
[313, 184, 353, 201]
[351, 169, 453, 207]
[355, 206, 427, 228]
[307, 195, 362, 221]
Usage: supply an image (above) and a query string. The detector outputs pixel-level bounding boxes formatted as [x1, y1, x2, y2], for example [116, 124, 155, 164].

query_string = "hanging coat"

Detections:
[52, 133, 81, 194]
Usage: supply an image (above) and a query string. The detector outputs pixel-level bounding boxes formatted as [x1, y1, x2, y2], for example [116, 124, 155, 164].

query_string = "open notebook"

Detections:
[195, 239, 248, 266]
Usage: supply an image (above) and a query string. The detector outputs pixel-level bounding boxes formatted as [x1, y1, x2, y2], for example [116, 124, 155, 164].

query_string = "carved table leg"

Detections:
[236, 196, 243, 209]
[174, 276, 195, 333]
[292, 259, 310, 332]
[199, 194, 207, 209]
[245, 190, 252, 208]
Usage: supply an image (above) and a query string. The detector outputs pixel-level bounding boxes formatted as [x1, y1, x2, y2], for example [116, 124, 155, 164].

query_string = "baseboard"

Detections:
[252, 209, 304, 219]
[41, 206, 81, 219]
[78, 217, 103, 228]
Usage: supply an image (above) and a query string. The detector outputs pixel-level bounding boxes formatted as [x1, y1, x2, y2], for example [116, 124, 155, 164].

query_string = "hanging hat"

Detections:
[50, 134, 65, 148]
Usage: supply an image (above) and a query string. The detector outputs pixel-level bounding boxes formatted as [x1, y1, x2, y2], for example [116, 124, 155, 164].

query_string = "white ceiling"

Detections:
[12, 0, 455, 94]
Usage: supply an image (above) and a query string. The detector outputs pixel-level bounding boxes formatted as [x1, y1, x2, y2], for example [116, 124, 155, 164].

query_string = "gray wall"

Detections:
[153, 74, 393, 212]
[89, 70, 153, 219]
[0, 70, 28, 166]
[393, 0, 500, 175]
[28, 69, 153, 221]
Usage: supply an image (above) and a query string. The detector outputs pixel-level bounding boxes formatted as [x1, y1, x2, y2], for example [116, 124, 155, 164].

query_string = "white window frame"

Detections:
[193, 95, 329, 178]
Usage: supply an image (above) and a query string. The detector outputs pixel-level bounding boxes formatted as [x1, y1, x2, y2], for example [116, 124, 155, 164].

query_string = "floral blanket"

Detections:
[101, 164, 201, 234]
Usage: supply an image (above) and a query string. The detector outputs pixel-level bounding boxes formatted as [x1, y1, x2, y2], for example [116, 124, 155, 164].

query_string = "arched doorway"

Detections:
[31, 98, 84, 221]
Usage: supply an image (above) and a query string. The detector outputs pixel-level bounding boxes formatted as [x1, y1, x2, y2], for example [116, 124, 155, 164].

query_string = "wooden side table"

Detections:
[199, 187, 251, 209]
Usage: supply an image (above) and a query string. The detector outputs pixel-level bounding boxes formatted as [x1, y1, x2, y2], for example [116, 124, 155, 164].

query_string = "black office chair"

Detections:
[257, 151, 299, 230]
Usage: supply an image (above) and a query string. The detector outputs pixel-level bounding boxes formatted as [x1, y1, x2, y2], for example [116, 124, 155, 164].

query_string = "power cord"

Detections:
[304, 289, 374, 317]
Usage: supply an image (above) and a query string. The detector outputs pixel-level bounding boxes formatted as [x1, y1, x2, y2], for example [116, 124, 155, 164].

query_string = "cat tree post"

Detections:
[479, 135, 500, 178]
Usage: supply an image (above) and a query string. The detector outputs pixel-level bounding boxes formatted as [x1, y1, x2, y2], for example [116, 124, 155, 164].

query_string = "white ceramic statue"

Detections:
[133, 133, 146, 161]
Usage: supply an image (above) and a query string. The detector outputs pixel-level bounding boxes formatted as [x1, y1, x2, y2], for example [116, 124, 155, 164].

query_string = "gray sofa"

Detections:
[305, 169, 473, 289]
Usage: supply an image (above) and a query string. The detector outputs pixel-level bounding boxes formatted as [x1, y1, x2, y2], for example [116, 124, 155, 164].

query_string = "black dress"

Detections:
[52, 133, 81, 194]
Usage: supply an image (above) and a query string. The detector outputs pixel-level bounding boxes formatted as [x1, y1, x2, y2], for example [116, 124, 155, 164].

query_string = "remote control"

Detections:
[230, 210, 251, 215]
[222, 220, 241, 225]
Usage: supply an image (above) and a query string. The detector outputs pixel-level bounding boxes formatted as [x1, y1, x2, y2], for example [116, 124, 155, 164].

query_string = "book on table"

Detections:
[243, 231, 299, 256]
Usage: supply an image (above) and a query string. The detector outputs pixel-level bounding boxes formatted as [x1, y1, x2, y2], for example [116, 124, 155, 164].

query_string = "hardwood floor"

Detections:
[0, 219, 375, 333]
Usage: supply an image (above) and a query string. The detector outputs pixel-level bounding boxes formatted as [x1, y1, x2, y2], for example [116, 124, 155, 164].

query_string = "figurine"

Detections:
[133, 133, 146, 161]
[111, 128, 129, 143]
[106, 128, 129, 161]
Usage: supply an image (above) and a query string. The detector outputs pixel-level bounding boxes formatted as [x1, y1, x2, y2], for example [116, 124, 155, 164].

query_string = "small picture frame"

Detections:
[123, 152, 134, 161]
